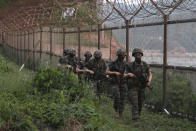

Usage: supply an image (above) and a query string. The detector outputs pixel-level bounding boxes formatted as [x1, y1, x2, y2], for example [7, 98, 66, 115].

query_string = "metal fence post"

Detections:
[78, 27, 81, 59]
[162, 15, 169, 109]
[63, 28, 65, 53]
[98, 24, 101, 50]
[40, 27, 42, 60]
[17, 32, 19, 64]
[12, 32, 14, 57]
[109, 29, 112, 61]
[126, 20, 130, 62]
[24, 31, 26, 63]
[33, 30, 35, 70]
[12, 32, 13, 57]
[27, 31, 30, 68]
[50, 27, 53, 61]
[20, 32, 23, 64]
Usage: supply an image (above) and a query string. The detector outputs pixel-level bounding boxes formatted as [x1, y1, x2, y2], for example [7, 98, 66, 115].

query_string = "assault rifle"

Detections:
[132, 71, 153, 90]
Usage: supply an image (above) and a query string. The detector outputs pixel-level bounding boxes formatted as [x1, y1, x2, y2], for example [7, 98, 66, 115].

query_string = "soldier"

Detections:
[124, 48, 152, 126]
[58, 48, 69, 67]
[77, 51, 93, 81]
[64, 48, 78, 73]
[86, 50, 107, 99]
[77, 51, 92, 71]
[107, 49, 127, 117]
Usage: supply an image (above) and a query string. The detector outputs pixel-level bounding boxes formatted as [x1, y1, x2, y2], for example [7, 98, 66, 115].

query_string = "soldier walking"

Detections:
[77, 51, 93, 81]
[57, 48, 69, 67]
[107, 49, 127, 117]
[64, 48, 78, 73]
[86, 50, 107, 99]
[124, 48, 152, 126]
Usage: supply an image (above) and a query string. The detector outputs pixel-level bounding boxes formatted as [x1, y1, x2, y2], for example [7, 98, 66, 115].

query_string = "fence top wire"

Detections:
[0, 0, 196, 32]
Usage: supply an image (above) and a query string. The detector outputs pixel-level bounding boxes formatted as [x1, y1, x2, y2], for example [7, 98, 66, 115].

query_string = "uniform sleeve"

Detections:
[144, 62, 151, 73]
[146, 64, 151, 73]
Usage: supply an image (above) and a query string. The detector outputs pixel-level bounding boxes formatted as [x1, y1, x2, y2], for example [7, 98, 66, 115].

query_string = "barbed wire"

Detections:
[0, 0, 196, 32]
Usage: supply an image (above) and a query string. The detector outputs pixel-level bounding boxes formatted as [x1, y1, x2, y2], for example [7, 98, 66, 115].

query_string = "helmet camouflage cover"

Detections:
[116, 48, 126, 56]
[84, 51, 92, 57]
[69, 48, 76, 55]
[94, 50, 102, 58]
[132, 48, 143, 56]
[63, 48, 69, 55]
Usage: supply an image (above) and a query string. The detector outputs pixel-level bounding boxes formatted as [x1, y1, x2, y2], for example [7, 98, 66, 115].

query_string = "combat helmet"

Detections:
[116, 49, 126, 56]
[94, 50, 102, 59]
[69, 48, 76, 56]
[84, 51, 92, 58]
[132, 48, 143, 56]
[63, 48, 69, 56]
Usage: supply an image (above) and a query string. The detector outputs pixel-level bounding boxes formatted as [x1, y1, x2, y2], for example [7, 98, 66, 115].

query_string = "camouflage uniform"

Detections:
[109, 49, 127, 115]
[78, 51, 92, 81]
[59, 48, 69, 64]
[78, 51, 92, 70]
[126, 48, 151, 120]
[88, 50, 107, 97]
[64, 48, 78, 73]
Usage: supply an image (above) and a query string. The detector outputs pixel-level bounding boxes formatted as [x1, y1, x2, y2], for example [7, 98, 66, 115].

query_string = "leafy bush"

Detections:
[40, 101, 103, 130]
[34, 68, 63, 92]
[31, 67, 104, 129]
[145, 72, 196, 114]
[0, 95, 37, 131]
[34, 67, 88, 102]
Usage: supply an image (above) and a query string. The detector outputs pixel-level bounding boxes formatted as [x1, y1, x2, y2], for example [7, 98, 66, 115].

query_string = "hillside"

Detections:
[111, 22, 196, 53]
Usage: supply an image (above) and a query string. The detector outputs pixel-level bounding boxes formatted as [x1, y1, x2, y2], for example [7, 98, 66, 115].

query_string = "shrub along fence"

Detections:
[1, 20, 196, 122]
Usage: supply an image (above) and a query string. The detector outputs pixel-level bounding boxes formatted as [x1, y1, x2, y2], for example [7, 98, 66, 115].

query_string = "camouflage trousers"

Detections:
[127, 87, 145, 120]
[113, 84, 127, 114]
[93, 80, 104, 98]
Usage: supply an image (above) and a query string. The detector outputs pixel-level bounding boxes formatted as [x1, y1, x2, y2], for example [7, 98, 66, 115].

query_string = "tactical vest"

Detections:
[88, 58, 107, 80]
[126, 61, 150, 87]
[109, 59, 126, 84]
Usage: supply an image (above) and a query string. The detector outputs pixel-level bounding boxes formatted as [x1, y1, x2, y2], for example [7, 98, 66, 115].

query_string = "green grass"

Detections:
[0, 51, 196, 131]
[97, 96, 196, 131]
